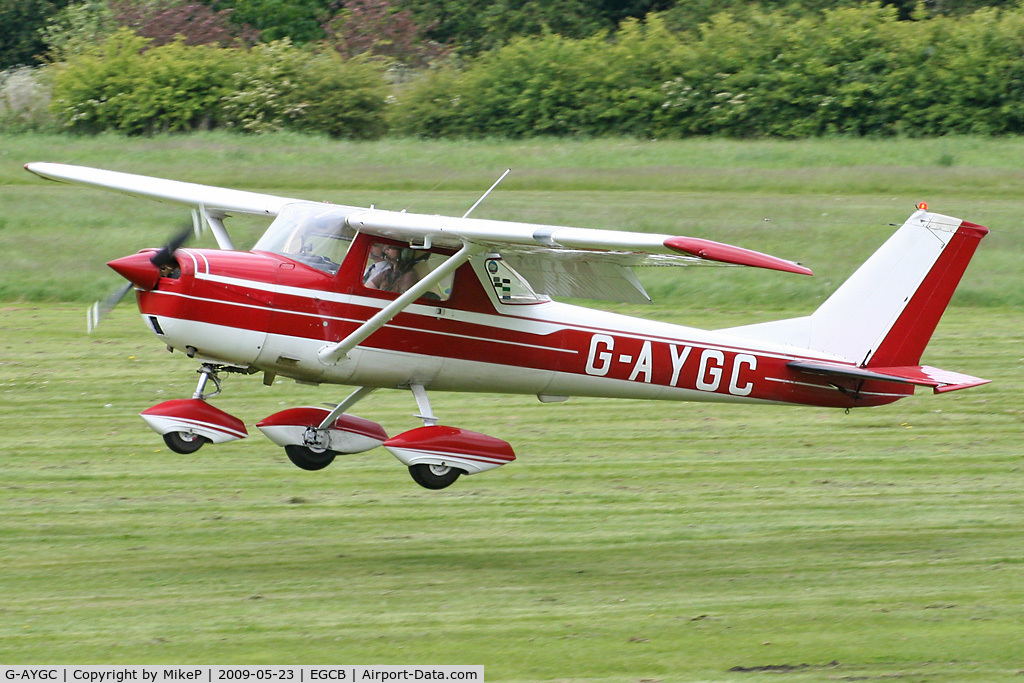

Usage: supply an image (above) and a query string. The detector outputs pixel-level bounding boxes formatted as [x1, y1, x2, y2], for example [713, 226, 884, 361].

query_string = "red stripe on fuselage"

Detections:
[138, 248, 906, 409]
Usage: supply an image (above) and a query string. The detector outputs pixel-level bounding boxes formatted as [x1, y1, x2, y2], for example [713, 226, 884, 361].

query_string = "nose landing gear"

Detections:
[140, 364, 249, 453]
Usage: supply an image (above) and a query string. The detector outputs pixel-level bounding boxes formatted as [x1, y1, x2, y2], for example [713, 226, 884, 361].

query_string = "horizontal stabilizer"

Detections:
[788, 360, 989, 394]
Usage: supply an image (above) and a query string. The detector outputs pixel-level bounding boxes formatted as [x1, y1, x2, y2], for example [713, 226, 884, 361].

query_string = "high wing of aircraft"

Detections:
[25, 162, 989, 489]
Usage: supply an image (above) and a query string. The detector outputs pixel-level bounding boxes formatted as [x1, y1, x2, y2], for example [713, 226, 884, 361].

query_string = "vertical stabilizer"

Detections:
[724, 210, 988, 367]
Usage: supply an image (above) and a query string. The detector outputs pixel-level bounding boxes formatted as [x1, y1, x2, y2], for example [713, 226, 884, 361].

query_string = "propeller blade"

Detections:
[149, 225, 193, 269]
[91, 223, 193, 333]
[87, 281, 134, 333]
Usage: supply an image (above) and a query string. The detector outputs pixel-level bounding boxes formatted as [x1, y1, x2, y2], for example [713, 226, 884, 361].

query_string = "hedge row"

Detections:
[49, 29, 387, 136]
[392, 6, 1024, 138]
[11, 4, 1024, 138]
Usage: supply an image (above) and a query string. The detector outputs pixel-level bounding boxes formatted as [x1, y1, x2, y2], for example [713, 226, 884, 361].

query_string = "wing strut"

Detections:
[192, 205, 235, 250]
[317, 386, 379, 429]
[317, 241, 484, 365]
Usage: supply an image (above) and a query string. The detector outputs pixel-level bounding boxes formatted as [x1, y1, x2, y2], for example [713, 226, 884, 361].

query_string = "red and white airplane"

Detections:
[25, 162, 989, 489]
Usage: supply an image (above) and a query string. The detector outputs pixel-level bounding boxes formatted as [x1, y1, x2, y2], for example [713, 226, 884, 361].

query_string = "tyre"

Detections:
[408, 463, 462, 490]
[163, 431, 209, 454]
[284, 444, 337, 471]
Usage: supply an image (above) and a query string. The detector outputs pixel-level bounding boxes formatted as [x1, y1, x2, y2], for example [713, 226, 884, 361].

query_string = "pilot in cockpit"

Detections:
[365, 244, 421, 293]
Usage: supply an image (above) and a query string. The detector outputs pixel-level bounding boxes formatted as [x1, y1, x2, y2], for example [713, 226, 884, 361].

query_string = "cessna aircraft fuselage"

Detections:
[130, 235, 901, 412]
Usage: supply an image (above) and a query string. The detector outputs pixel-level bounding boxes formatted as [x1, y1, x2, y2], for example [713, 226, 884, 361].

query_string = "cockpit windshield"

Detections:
[253, 203, 354, 275]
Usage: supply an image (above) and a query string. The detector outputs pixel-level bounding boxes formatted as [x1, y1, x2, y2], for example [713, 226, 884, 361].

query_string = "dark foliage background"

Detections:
[3, 0, 1024, 138]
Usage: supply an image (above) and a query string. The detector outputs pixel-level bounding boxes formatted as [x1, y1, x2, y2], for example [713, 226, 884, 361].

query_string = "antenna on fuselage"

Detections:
[463, 169, 511, 219]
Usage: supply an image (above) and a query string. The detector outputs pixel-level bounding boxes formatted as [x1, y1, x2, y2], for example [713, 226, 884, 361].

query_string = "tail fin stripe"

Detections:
[866, 220, 987, 367]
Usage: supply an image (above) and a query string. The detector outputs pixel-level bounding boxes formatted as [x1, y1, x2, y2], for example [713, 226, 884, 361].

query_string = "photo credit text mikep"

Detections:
[1, 667, 482, 683]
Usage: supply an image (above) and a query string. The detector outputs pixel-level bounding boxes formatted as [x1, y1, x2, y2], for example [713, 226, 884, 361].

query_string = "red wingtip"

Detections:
[663, 236, 813, 276]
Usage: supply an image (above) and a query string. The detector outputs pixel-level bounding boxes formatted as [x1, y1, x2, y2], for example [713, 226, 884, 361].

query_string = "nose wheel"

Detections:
[141, 364, 251, 453]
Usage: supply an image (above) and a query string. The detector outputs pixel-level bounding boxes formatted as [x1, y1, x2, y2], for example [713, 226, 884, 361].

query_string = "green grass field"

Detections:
[1, 134, 1022, 680]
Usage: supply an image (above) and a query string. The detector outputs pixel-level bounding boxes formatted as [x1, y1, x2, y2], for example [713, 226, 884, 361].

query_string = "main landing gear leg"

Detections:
[403, 383, 462, 489]
[284, 386, 378, 471]
[384, 383, 516, 490]
[255, 386, 390, 471]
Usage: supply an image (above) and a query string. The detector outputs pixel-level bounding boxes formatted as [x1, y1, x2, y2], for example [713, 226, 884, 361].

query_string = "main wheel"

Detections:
[163, 431, 209, 454]
[408, 463, 462, 490]
[284, 444, 337, 471]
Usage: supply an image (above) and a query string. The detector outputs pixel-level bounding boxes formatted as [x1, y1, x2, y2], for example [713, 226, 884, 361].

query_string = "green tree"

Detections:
[402, 0, 613, 55]
[39, 0, 117, 61]
[0, 0, 73, 67]
[208, 0, 333, 42]
[325, 0, 447, 68]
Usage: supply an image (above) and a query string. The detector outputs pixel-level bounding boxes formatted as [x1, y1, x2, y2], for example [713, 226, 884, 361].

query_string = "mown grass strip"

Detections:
[1, 303, 1020, 679]
[1, 135, 1021, 679]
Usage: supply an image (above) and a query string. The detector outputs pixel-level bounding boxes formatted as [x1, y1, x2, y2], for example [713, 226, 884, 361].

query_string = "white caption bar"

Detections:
[1, 667, 483, 683]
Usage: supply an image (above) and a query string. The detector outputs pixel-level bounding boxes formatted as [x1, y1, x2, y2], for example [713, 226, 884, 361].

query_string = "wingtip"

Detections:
[24, 161, 62, 182]
[664, 236, 813, 276]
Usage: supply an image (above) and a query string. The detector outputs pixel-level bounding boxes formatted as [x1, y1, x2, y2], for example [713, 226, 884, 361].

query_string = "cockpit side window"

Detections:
[254, 204, 354, 275]
[362, 242, 453, 301]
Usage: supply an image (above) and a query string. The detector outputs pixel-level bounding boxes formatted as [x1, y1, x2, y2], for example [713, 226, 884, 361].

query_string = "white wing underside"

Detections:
[25, 162, 810, 304]
[25, 161, 297, 216]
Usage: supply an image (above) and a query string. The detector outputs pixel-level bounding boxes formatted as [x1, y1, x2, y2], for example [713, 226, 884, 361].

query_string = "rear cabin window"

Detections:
[485, 258, 542, 303]
[362, 243, 453, 301]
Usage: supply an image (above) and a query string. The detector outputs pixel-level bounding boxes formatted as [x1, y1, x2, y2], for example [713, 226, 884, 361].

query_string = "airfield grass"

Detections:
[1, 134, 1023, 679]
[2, 304, 1022, 680]
[3, 133, 1024, 306]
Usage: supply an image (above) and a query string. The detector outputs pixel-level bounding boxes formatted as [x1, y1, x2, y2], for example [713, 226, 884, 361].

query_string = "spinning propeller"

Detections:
[88, 225, 193, 333]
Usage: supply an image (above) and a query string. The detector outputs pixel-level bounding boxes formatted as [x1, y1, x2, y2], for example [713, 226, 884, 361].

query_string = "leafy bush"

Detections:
[653, 5, 905, 137]
[221, 39, 388, 138]
[286, 52, 388, 139]
[391, 18, 683, 138]
[40, 3, 1024, 139]
[219, 39, 306, 134]
[51, 29, 240, 133]
[50, 30, 387, 137]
